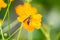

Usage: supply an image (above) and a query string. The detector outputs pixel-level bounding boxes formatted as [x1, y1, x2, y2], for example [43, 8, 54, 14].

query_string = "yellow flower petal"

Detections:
[0, 19, 3, 26]
[23, 19, 34, 32]
[15, 5, 24, 16]
[31, 14, 42, 21]
[15, 3, 37, 22]
[17, 15, 28, 22]
[0, 0, 7, 8]
[30, 22, 41, 29]
[30, 14, 42, 29]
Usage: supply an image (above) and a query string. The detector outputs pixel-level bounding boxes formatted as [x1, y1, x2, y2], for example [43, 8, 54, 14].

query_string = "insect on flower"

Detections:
[15, 3, 42, 32]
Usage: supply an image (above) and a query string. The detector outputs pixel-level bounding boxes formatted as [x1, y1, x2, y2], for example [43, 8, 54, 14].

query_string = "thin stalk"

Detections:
[24, 0, 32, 3]
[0, 1, 11, 39]
[56, 32, 60, 40]
[3, 20, 19, 32]
[28, 32, 33, 40]
[7, 24, 23, 40]
[41, 27, 50, 40]
[0, 27, 5, 40]
[1, 1, 11, 37]
[8, 11, 10, 36]
[7, 23, 23, 40]
[17, 24, 23, 40]
[2, 0, 12, 23]
[0, 1, 12, 40]
[8, 0, 10, 36]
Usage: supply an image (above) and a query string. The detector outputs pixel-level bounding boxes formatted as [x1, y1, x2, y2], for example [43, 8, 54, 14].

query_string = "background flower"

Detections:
[0, 0, 7, 9]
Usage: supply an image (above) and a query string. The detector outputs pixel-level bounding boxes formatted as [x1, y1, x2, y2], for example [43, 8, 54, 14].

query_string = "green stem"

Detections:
[1, 1, 11, 37]
[0, 1, 12, 40]
[28, 32, 33, 40]
[7, 27, 20, 40]
[8, 11, 10, 36]
[41, 27, 50, 40]
[3, 20, 19, 32]
[24, 0, 32, 3]
[2, 0, 12, 24]
[8, 0, 11, 36]
[0, 0, 12, 40]
[17, 23, 23, 40]
[0, 27, 5, 40]
[56, 32, 60, 40]
[7, 23, 23, 40]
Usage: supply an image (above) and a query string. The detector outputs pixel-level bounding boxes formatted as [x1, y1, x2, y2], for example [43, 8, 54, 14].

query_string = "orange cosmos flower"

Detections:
[0, 0, 7, 9]
[15, 3, 42, 32]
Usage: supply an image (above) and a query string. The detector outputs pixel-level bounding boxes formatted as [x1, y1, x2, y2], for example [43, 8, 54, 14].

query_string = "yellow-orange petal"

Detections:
[31, 14, 42, 21]
[27, 26, 34, 32]
[23, 19, 34, 32]
[24, 3, 37, 15]
[15, 4, 33, 21]
[0, 0, 7, 8]
[17, 15, 28, 22]
[30, 14, 42, 29]
[23, 24, 34, 32]
[31, 7, 37, 14]
[15, 3, 37, 16]
[30, 21, 41, 29]
[15, 5, 24, 16]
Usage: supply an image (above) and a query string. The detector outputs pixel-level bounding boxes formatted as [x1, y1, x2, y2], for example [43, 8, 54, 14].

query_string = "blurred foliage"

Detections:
[31, 0, 60, 9]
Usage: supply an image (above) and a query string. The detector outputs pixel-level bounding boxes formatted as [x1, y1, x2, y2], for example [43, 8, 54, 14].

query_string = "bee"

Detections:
[23, 16, 31, 25]
[27, 17, 30, 25]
